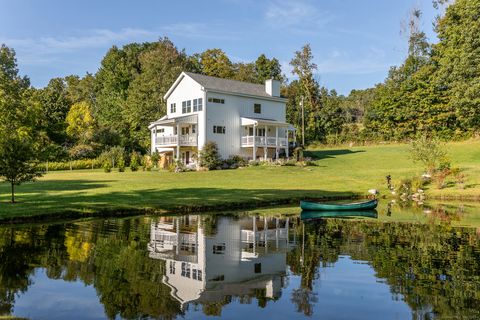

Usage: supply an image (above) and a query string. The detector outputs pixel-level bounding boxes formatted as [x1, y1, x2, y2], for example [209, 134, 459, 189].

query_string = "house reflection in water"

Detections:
[147, 215, 295, 309]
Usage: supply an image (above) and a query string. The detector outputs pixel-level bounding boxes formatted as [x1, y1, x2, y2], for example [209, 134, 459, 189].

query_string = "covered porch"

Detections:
[149, 114, 199, 165]
[241, 117, 295, 160]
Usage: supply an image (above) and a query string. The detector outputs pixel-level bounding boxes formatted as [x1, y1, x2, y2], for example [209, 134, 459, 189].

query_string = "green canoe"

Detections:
[301, 209, 378, 220]
[300, 199, 378, 211]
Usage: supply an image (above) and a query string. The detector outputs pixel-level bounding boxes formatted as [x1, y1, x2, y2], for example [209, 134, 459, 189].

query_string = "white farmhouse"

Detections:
[148, 72, 295, 166]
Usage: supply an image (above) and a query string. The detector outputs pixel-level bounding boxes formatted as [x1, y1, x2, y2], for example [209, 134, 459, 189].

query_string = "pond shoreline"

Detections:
[0, 194, 363, 225]
[1, 193, 480, 225]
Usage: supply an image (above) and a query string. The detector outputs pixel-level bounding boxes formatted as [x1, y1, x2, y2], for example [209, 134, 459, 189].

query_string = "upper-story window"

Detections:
[254, 103, 261, 114]
[193, 98, 203, 112]
[213, 126, 226, 134]
[208, 97, 225, 104]
[158, 128, 165, 133]
[170, 103, 176, 113]
[213, 243, 226, 254]
[182, 100, 192, 114]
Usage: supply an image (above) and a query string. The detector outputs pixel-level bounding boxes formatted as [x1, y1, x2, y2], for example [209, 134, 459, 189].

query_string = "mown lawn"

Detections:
[0, 140, 479, 220]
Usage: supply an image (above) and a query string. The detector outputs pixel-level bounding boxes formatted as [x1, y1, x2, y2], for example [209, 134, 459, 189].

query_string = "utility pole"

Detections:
[301, 96, 305, 147]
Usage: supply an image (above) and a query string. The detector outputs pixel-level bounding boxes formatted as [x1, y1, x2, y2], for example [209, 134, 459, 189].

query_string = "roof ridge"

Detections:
[184, 71, 264, 87]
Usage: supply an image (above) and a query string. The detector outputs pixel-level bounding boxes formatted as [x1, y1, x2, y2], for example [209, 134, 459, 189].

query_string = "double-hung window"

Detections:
[254, 103, 261, 114]
[193, 98, 203, 112]
[182, 100, 192, 114]
[170, 103, 176, 113]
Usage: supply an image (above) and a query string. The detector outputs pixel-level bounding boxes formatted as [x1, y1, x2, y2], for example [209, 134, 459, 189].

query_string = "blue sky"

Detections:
[0, 0, 441, 94]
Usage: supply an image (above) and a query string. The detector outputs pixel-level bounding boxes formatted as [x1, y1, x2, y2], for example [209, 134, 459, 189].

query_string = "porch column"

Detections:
[285, 129, 289, 159]
[252, 124, 256, 160]
[275, 127, 279, 160]
[264, 124, 268, 161]
[196, 122, 199, 170]
[176, 123, 180, 160]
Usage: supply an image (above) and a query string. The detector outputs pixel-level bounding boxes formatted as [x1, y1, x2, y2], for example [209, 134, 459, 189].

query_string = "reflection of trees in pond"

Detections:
[290, 287, 318, 317]
[1, 214, 480, 319]
[0, 220, 183, 319]
[289, 219, 480, 319]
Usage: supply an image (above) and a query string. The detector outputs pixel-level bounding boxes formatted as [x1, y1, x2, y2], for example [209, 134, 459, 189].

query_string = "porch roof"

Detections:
[149, 114, 198, 129]
[241, 117, 296, 131]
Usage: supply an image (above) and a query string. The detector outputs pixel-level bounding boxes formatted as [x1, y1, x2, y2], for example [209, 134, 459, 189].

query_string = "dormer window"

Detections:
[254, 103, 261, 114]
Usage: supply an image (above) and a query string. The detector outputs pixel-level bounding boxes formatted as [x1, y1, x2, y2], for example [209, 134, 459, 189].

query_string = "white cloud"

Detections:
[160, 23, 238, 40]
[0, 28, 158, 67]
[265, 0, 334, 30]
[1, 28, 157, 56]
[316, 47, 394, 75]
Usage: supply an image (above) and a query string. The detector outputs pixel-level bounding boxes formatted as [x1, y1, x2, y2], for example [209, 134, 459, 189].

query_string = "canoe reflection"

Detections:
[147, 215, 296, 308]
[301, 210, 378, 220]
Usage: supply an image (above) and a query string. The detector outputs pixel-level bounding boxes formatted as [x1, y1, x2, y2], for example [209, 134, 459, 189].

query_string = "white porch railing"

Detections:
[155, 134, 197, 146]
[241, 136, 287, 147]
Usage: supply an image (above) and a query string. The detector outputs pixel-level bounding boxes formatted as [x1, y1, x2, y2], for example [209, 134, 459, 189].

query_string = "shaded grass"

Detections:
[0, 140, 479, 221]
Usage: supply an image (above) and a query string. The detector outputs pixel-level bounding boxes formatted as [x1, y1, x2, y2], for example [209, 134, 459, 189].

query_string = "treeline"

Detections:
[1, 0, 479, 167]
[31, 38, 284, 161]
[365, 0, 480, 140]
[286, 0, 480, 144]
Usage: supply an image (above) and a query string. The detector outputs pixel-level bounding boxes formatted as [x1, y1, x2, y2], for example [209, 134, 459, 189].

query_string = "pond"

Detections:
[1, 202, 480, 319]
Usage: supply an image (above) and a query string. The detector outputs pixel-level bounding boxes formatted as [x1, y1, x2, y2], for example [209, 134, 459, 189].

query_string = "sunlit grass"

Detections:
[0, 140, 479, 220]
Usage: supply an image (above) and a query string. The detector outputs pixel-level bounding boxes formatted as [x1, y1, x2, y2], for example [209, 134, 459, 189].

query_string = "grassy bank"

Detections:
[0, 140, 479, 222]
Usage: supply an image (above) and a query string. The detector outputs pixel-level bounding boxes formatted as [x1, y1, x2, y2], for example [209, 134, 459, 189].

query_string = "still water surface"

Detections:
[1, 203, 480, 319]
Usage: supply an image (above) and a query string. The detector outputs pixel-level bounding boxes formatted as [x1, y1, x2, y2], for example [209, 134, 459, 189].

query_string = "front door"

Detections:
[185, 151, 190, 164]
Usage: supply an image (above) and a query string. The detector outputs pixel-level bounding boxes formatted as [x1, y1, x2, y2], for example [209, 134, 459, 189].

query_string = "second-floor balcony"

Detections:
[156, 134, 197, 147]
[241, 136, 288, 148]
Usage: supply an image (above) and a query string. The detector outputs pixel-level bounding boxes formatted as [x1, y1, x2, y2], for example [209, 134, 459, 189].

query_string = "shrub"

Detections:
[451, 167, 465, 189]
[143, 155, 153, 171]
[98, 146, 126, 168]
[395, 178, 413, 197]
[411, 176, 425, 192]
[199, 141, 222, 170]
[151, 151, 160, 168]
[433, 168, 451, 189]
[118, 157, 125, 172]
[228, 155, 248, 167]
[410, 135, 449, 174]
[130, 152, 140, 172]
[103, 161, 112, 173]
[283, 159, 297, 166]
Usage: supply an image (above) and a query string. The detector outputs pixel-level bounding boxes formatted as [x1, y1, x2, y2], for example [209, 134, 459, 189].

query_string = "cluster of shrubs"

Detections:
[41, 147, 145, 173]
[43, 159, 102, 171]
[41, 141, 319, 173]
[392, 165, 466, 202]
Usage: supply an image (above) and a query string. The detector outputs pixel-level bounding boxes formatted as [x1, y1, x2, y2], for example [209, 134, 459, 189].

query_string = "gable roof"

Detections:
[164, 72, 286, 101]
[184, 72, 273, 98]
